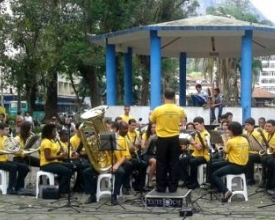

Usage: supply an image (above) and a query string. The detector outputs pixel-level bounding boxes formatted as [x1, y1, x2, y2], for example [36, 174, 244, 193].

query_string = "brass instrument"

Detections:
[79, 105, 112, 173]
[0, 136, 21, 154]
[257, 129, 274, 156]
[23, 133, 41, 154]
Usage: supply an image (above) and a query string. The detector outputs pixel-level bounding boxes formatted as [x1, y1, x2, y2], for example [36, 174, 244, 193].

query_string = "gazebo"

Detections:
[89, 15, 275, 122]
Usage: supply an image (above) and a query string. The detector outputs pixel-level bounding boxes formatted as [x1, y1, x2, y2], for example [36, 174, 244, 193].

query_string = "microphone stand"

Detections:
[48, 121, 80, 213]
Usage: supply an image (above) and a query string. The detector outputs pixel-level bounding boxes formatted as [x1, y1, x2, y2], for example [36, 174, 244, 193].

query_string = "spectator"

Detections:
[210, 88, 223, 124]
[191, 84, 208, 108]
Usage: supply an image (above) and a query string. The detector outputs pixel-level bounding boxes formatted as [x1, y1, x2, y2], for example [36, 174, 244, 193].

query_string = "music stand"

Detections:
[48, 121, 80, 213]
[96, 132, 125, 210]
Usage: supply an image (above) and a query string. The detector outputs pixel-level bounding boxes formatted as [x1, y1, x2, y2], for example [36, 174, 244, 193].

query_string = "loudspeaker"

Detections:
[39, 185, 60, 199]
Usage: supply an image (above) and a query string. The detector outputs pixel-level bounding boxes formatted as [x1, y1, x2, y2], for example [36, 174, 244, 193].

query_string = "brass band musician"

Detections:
[179, 117, 210, 190]
[14, 121, 40, 167]
[0, 123, 29, 194]
[39, 124, 73, 196]
[260, 119, 275, 192]
[243, 117, 263, 186]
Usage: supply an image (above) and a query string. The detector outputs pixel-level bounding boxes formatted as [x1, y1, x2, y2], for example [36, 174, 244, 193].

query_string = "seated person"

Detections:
[179, 117, 210, 189]
[191, 84, 208, 107]
[210, 121, 249, 202]
[210, 88, 223, 124]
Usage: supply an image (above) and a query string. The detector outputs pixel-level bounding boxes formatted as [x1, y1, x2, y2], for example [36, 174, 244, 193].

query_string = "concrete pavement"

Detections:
[0, 183, 274, 220]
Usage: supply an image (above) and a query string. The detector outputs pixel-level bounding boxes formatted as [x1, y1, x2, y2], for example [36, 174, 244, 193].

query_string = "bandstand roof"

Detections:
[89, 15, 275, 58]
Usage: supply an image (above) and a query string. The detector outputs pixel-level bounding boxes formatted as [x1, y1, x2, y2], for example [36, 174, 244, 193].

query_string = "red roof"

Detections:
[253, 87, 275, 98]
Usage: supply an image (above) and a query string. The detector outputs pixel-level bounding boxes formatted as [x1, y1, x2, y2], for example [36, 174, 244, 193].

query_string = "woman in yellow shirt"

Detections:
[211, 121, 249, 202]
[40, 124, 73, 195]
[14, 121, 40, 167]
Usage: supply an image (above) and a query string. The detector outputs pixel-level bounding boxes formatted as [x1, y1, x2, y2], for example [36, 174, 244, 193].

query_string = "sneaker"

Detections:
[111, 195, 118, 206]
[221, 191, 233, 203]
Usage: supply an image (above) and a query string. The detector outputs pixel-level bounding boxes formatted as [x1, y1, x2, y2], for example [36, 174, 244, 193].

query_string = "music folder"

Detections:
[208, 130, 223, 144]
[99, 132, 118, 151]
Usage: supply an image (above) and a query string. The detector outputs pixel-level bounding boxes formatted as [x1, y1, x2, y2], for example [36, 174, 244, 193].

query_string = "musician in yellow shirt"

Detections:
[0, 123, 29, 194]
[40, 124, 73, 195]
[111, 121, 132, 205]
[211, 121, 249, 202]
[260, 119, 275, 193]
[243, 117, 263, 186]
[120, 105, 134, 123]
[180, 116, 210, 190]
[150, 88, 186, 193]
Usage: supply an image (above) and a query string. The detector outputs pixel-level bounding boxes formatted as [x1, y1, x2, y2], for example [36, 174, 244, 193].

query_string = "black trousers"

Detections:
[211, 160, 245, 194]
[260, 154, 273, 188]
[41, 162, 73, 194]
[82, 166, 98, 196]
[0, 161, 29, 191]
[156, 135, 180, 192]
[245, 153, 261, 182]
[113, 161, 132, 196]
[179, 155, 206, 184]
[13, 156, 40, 167]
[130, 158, 148, 190]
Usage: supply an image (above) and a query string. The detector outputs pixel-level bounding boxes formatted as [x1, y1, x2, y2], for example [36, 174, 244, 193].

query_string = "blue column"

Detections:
[150, 30, 161, 109]
[124, 48, 133, 105]
[106, 44, 116, 105]
[241, 30, 253, 123]
[179, 52, 187, 106]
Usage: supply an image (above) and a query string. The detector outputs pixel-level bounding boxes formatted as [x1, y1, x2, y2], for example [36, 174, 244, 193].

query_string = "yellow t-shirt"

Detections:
[150, 104, 186, 137]
[0, 136, 9, 162]
[224, 136, 249, 165]
[70, 134, 81, 151]
[114, 135, 131, 162]
[191, 129, 210, 162]
[120, 114, 133, 123]
[14, 135, 25, 157]
[40, 138, 61, 166]
[265, 131, 275, 153]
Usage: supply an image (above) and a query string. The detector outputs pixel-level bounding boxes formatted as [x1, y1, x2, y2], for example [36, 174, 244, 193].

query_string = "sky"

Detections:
[250, 0, 275, 23]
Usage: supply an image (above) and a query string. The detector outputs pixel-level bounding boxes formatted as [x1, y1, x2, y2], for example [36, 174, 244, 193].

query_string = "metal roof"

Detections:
[89, 15, 275, 58]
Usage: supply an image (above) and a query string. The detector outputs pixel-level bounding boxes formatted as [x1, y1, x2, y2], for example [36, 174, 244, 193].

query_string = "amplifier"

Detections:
[39, 185, 60, 199]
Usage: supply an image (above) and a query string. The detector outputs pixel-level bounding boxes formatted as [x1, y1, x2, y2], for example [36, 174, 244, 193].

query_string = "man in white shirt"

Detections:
[191, 84, 208, 107]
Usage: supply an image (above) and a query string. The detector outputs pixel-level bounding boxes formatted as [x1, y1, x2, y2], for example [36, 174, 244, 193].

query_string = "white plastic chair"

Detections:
[0, 170, 8, 195]
[36, 171, 55, 198]
[225, 173, 248, 202]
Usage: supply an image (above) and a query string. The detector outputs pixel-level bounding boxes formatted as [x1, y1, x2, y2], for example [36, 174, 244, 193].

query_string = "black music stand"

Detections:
[48, 121, 80, 213]
[96, 132, 125, 210]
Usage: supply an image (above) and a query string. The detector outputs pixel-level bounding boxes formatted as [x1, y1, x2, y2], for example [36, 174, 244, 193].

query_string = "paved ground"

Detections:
[0, 182, 274, 220]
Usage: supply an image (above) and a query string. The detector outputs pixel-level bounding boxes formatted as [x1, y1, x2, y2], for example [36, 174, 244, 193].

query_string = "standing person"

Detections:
[211, 121, 249, 202]
[191, 84, 208, 108]
[210, 88, 223, 124]
[150, 88, 186, 193]
[24, 112, 34, 128]
[120, 105, 134, 123]
[0, 123, 30, 194]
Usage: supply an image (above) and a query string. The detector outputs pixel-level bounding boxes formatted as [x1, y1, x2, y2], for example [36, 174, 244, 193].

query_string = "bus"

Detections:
[8, 101, 45, 121]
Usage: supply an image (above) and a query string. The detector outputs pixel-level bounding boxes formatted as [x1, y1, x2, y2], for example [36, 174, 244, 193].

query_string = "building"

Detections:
[259, 56, 275, 94]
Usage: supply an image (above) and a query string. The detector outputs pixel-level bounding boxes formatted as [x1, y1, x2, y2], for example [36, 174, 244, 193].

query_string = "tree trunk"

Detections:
[44, 71, 58, 121]
[138, 55, 150, 105]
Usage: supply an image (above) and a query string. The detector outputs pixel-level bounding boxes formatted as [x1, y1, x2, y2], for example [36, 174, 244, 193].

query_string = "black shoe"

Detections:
[156, 188, 166, 193]
[221, 191, 233, 203]
[111, 195, 118, 206]
[187, 182, 200, 190]
[84, 195, 97, 204]
[122, 188, 130, 195]
[7, 188, 17, 195]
